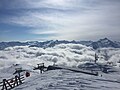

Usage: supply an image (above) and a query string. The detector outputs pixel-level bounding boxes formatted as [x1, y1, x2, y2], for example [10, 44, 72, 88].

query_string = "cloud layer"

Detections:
[0, 43, 120, 68]
[0, 44, 95, 67]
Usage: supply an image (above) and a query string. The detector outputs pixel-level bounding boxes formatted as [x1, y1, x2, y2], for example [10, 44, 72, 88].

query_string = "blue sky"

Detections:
[0, 0, 120, 41]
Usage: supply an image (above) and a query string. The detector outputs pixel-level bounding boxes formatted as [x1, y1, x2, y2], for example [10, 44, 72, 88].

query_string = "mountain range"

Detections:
[0, 38, 120, 50]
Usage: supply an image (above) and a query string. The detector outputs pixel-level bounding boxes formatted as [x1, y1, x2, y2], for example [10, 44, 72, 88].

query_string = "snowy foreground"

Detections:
[0, 64, 120, 90]
[17, 70, 120, 90]
[0, 43, 120, 90]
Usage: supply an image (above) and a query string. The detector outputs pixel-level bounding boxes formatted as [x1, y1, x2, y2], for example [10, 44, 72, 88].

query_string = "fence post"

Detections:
[6, 80, 12, 89]
[18, 75, 22, 84]
[15, 75, 19, 86]
[2, 79, 7, 90]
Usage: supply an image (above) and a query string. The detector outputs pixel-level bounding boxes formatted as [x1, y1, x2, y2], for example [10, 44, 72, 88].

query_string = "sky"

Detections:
[0, 0, 120, 41]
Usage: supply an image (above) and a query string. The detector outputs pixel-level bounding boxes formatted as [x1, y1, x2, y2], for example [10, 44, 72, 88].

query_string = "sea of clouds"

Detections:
[0, 44, 120, 68]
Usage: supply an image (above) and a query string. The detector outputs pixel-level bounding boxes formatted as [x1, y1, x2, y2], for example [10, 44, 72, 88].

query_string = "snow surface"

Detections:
[0, 43, 120, 90]
[0, 64, 120, 90]
[14, 69, 120, 90]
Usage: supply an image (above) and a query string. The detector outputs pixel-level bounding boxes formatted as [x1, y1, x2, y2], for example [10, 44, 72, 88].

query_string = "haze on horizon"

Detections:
[0, 0, 120, 41]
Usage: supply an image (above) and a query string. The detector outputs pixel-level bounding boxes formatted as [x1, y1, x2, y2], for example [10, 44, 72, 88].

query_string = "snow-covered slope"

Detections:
[0, 38, 120, 50]
[15, 70, 120, 90]
[0, 64, 120, 90]
[92, 38, 120, 49]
